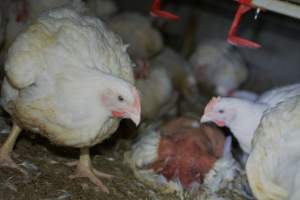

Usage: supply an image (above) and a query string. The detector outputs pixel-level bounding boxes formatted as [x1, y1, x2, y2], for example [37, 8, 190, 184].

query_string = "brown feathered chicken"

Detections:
[0, 7, 141, 193]
[125, 117, 252, 199]
[149, 119, 225, 188]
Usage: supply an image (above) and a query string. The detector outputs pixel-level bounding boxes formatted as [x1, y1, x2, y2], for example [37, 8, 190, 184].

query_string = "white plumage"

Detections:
[201, 83, 300, 154]
[257, 83, 300, 107]
[0, 7, 140, 192]
[246, 95, 300, 200]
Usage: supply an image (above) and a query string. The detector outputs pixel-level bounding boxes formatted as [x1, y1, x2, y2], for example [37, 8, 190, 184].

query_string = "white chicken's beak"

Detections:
[129, 87, 141, 126]
[200, 114, 211, 123]
[129, 112, 141, 126]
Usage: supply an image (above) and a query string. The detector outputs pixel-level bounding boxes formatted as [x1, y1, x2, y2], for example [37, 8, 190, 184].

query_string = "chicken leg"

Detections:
[70, 147, 113, 193]
[0, 123, 27, 175]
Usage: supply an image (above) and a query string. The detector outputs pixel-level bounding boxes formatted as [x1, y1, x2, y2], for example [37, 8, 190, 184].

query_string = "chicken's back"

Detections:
[246, 95, 300, 200]
[257, 83, 300, 108]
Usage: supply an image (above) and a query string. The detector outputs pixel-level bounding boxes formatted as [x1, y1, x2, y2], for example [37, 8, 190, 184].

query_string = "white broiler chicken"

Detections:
[201, 83, 300, 154]
[4, 0, 82, 46]
[125, 117, 252, 199]
[246, 95, 300, 200]
[189, 40, 248, 96]
[0, 7, 141, 193]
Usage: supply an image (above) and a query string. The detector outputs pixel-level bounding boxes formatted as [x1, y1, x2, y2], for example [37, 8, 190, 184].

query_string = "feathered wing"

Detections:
[246, 95, 300, 200]
[39, 7, 134, 82]
[257, 83, 300, 108]
[5, 7, 134, 91]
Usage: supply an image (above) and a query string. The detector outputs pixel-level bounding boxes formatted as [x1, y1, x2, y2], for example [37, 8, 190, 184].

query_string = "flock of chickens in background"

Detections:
[0, 0, 299, 199]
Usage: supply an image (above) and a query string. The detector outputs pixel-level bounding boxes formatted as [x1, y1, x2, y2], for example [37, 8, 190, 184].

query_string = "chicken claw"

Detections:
[0, 123, 27, 176]
[0, 154, 28, 176]
[69, 148, 113, 193]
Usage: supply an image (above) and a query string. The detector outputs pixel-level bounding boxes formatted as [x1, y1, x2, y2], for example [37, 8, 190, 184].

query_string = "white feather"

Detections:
[203, 83, 300, 154]
[247, 95, 300, 200]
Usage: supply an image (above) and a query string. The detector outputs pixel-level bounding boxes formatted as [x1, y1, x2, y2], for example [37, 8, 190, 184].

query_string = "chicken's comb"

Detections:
[204, 96, 221, 114]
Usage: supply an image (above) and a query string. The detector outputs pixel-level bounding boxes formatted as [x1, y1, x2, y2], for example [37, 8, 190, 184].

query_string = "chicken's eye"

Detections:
[118, 95, 124, 102]
[218, 109, 224, 114]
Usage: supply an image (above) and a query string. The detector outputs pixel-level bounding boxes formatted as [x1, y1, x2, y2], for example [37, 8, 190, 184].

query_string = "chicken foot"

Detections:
[69, 147, 113, 193]
[0, 123, 27, 175]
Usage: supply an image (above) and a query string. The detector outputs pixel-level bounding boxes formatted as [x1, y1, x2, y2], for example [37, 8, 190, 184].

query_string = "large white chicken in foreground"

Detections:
[201, 83, 300, 154]
[0, 7, 141, 193]
[246, 95, 300, 200]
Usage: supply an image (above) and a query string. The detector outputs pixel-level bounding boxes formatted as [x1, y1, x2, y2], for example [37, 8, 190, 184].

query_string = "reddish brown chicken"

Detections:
[127, 117, 226, 191]
[150, 118, 225, 188]
[126, 117, 254, 199]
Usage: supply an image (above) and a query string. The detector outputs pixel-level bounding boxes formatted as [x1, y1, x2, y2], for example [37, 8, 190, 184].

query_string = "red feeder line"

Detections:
[151, 0, 180, 21]
[227, 0, 262, 48]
